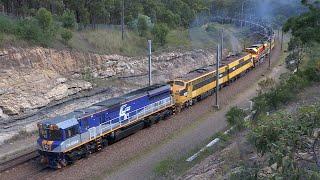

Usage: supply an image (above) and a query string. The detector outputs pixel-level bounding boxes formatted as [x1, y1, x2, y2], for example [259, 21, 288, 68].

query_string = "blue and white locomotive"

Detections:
[37, 84, 174, 168]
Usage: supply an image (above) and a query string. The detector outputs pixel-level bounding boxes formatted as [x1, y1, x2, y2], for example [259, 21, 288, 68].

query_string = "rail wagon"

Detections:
[37, 84, 174, 168]
[171, 53, 254, 109]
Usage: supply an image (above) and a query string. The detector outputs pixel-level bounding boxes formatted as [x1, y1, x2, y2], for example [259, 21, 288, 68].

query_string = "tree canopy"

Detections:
[0, 0, 210, 28]
[283, 0, 320, 43]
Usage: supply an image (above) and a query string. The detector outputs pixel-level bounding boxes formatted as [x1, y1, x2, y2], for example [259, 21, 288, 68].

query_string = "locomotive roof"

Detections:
[40, 84, 170, 126]
[41, 111, 82, 127]
[94, 83, 169, 108]
[175, 53, 248, 82]
[251, 44, 263, 47]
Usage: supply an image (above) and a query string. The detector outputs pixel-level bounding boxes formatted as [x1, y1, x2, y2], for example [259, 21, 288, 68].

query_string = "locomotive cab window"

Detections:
[65, 125, 79, 139]
[48, 129, 63, 141]
[174, 81, 185, 86]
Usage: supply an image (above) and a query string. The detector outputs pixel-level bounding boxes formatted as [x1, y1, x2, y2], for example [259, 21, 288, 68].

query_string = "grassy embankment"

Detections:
[69, 23, 245, 56]
[0, 14, 247, 56]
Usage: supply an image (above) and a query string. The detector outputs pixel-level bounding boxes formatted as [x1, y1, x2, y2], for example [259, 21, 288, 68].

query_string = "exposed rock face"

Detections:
[0, 47, 215, 117]
[0, 69, 92, 115]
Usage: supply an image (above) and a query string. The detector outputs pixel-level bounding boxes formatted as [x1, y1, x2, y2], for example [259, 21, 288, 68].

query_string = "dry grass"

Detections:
[67, 23, 247, 56]
[70, 28, 146, 56]
[3, 130, 36, 144]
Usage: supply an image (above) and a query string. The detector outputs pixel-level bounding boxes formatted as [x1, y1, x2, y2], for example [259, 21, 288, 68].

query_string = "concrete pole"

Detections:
[241, 2, 244, 28]
[268, 39, 272, 69]
[148, 40, 152, 86]
[121, 0, 125, 40]
[220, 29, 224, 60]
[214, 45, 220, 109]
[281, 30, 284, 51]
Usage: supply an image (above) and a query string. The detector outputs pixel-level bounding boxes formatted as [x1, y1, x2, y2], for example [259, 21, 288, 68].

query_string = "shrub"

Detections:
[137, 15, 149, 37]
[257, 78, 276, 94]
[230, 165, 259, 180]
[36, 8, 53, 31]
[248, 105, 320, 178]
[205, 24, 218, 33]
[303, 67, 320, 82]
[253, 67, 318, 113]
[226, 107, 246, 130]
[16, 18, 43, 42]
[128, 14, 153, 31]
[0, 32, 3, 43]
[61, 28, 73, 43]
[152, 23, 169, 46]
[0, 16, 16, 34]
[62, 9, 77, 30]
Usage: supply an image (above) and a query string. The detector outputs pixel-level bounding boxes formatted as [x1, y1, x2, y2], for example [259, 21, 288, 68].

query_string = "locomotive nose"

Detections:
[42, 140, 53, 151]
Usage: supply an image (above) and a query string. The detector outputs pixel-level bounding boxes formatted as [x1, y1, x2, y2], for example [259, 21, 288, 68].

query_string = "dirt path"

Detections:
[0, 42, 285, 180]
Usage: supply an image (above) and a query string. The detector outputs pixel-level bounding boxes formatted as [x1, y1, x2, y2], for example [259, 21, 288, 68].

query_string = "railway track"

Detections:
[0, 149, 50, 180]
[0, 86, 115, 132]
[0, 150, 38, 173]
[0, 72, 164, 133]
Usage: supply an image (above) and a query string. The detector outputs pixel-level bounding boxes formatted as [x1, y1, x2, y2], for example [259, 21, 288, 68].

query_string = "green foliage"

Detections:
[36, 8, 53, 31]
[214, 132, 230, 142]
[248, 105, 320, 178]
[283, 5, 320, 43]
[0, 0, 210, 29]
[154, 158, 174, 176]
[152, 23, 169, 46]
[205, 24, 218, 33]
[61, 28, 73, 43]
[136, 14, 153, 37]
[0, 16, 16, 33]
[285, 51, 300, 71]
[303, 66, 320, 82]
[288, 37, 303, 51]
[226, 107, 246, 130]
[249, 30, 320, 177]
[158, 9, 180, 28]
[15, 16, 58, 46]
[0, 32, 3, 43]
[62, 10, 77, 30]
[253, 66, 318, 113]
[15, 18, 46, 44]
[230, 165, 259, 180]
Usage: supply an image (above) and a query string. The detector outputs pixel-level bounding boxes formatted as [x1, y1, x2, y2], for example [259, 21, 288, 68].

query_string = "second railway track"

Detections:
[0, 150, 38, 173]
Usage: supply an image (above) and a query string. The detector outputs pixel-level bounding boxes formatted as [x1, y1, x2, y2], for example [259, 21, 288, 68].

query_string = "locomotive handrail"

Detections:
[99, 97, 173, 134]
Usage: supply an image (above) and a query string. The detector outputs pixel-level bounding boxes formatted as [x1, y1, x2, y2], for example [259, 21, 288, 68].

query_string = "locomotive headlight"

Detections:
[49, 125, 59, 130]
